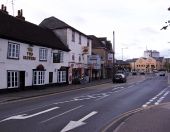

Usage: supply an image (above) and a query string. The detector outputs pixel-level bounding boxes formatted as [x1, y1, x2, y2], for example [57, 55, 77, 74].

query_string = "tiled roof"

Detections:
[39, 17, 91, 39]
[0, 11, 70, 51]
[88, 35, 105, 49]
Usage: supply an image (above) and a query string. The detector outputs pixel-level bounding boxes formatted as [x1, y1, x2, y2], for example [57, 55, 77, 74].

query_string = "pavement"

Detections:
[0, 75, 145, 103]
[102, 102, 170, 132]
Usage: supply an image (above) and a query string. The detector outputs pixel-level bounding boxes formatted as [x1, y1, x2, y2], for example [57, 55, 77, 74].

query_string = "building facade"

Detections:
[40, 17, 92, 84]
[0, 8, 70, 90]
[89, 35, 113, 79]
[144, 50, 160, 58]
[129, 57, 164, 72]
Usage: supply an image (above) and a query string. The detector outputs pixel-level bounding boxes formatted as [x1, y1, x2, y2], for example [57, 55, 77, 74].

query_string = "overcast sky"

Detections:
[1, 0, 170, 60]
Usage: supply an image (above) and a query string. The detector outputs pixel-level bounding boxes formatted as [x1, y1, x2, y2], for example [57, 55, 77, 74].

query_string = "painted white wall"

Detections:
[53, 28, 92, 67]
[0, 38, 68, 89]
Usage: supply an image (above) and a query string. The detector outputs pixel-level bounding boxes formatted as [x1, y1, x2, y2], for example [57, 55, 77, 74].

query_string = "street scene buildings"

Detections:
[0, 4, 170, 91]
[0, 5, 114, 90]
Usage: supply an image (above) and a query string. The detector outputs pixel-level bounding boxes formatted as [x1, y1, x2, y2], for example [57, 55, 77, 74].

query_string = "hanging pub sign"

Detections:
[23, 47, 36, 60]
[82, 46, 89, 54]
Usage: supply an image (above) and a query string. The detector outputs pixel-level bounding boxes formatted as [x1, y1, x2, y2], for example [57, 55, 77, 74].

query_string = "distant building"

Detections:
[127, 57, 164, 72]
[144, 50, 160, 58]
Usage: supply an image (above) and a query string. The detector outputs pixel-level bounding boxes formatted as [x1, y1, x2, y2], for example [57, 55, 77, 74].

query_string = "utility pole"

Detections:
[122, 47, 128, 60]
[11, 0, 14, 16]
[112, 31, 116, 76]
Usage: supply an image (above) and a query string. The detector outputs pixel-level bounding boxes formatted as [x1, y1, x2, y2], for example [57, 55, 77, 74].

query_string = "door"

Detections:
[49, 72, 53, 83]
[20, 71, 25, 89]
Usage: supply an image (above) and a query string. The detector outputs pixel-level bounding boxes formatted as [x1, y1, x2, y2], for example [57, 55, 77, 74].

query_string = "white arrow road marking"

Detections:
[0, 106, 59, 122]
[61, 111, 98, 132]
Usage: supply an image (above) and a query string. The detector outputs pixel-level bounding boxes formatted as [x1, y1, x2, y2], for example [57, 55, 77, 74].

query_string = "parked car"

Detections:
[112, 73, 127, 83]
[132, 71, 137, 75]
[140, 71, 145, 75]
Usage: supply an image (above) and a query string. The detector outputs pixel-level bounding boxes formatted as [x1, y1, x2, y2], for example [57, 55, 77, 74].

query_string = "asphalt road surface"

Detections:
[0, 75, 169, 132]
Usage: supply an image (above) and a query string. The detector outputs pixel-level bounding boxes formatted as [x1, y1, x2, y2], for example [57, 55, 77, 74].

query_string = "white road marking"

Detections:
[142, 88, 168, 108]
[0, 106, 59, 122]
[127, 85, 135, 88]
[41, 105, 84, 123]
[61, 111, 98, 132]
[112, 87, 124, 90]
[155, 91, 170, 105]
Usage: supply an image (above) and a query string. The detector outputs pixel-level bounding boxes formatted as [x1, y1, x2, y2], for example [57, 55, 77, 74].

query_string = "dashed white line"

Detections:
[155, 91, 170, 105]
[142, 88, 168, 108]
[40, 105, 84, 123]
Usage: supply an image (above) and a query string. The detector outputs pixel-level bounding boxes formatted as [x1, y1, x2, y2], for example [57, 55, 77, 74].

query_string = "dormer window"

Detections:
[87, 39, 90, 47]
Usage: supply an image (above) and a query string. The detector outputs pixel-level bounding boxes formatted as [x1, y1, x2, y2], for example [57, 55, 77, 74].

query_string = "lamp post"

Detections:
[121, 47, 128, 60]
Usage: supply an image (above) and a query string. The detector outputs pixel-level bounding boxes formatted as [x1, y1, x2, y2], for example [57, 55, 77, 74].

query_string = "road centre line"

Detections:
[142, 88, 168, 107]
[40, 105, 84, 123]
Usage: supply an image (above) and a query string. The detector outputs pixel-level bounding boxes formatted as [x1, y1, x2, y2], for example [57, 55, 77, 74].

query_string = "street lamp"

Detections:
[121, 47, 128, 60]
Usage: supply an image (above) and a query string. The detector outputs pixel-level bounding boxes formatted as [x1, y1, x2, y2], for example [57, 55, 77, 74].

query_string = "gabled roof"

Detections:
[0, 11, 70, 51]
[88, 35, 106, 49]
[39, 17, 91, 39]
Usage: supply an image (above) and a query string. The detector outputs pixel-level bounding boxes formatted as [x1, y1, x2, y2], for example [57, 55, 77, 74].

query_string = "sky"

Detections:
[1, 0, 170, 60]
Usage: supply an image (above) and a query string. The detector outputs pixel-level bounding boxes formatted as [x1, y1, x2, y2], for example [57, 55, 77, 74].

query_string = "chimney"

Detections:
[0, 4, 8, 14]
[16, 9, 25, 21]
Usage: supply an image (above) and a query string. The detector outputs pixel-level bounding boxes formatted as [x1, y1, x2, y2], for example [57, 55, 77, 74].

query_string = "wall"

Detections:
[0, 38, 68, 89]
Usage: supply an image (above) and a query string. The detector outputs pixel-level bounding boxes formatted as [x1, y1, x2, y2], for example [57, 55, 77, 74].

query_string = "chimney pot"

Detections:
[1, 4, 4, 10]
[1, 4, 8, 14]
[16, 9, 25, 21]
[21, 9, 23, 16]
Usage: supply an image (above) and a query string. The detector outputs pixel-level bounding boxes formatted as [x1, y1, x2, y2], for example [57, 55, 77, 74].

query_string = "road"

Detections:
[0, 75, 169, 132]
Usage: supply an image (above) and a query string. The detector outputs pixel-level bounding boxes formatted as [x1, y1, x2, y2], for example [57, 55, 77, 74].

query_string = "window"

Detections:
[39, 48, 47, 61]
[60, 51, 64, 62]
[53, 53, 60, 63]
[57, 71, 66, 83]
[72, 54, 75, 61]
[33, 71, 45, 85]
[7, 71, 19, 88]
[79, 55, 81, 62]
[72, 30, 75, 42]
[53, 51, 64, 63]
[79, 34, 81, 44]
[87, 39, 90, 47]
[8, 42, 20, 59]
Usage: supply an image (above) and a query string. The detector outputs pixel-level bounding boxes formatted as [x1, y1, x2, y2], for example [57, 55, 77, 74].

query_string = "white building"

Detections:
[0, 8, 70, 90]
[144, 50, 160, 58]
[40, 17, 92, 84]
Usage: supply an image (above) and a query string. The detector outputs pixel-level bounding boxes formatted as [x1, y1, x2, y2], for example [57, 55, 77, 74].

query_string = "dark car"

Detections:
[112, 73, 127, 83]
[132, 71, 137, 75]
[140, 71, 145, 75]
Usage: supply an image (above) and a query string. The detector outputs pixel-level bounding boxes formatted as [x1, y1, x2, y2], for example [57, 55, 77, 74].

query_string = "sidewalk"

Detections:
[102, 102, 170, 132]
[0, 75, 145, 103]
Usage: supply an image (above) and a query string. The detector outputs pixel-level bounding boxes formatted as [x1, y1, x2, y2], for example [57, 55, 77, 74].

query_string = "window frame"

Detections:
[33, 70, 45, 85]
[57, 70, 66, 83]
[39, 48, 48, 61]
[7, 42, 20, 59]
[7, 71, 19, 88]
